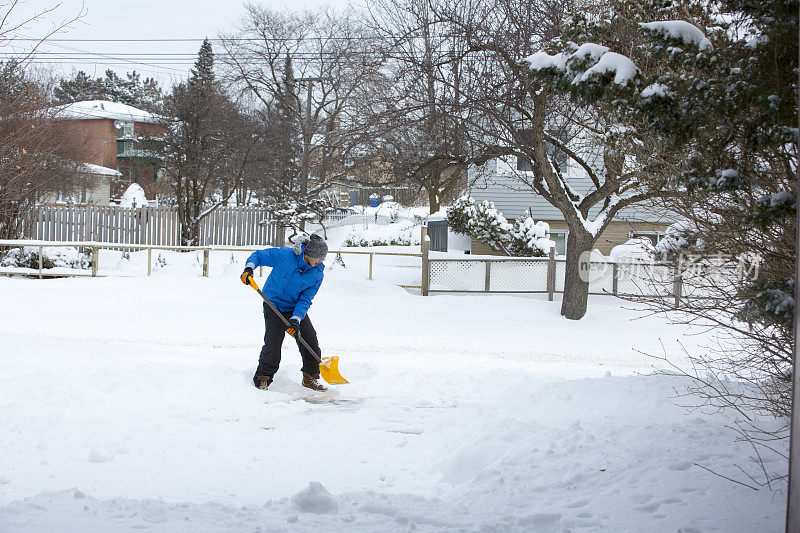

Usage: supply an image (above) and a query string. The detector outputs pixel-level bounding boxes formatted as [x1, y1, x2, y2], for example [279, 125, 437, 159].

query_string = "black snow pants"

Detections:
[256, 302, 321, 377]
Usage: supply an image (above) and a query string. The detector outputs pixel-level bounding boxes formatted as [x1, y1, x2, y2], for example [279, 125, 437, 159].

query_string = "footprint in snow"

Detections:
[566, 499, 590, 509]
[635, 501, 660, 513]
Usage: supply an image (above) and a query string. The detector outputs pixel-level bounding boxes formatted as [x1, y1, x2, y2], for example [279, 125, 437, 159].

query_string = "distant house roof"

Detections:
[468, 158, 675, 224]
[55, 100, 158, 124]
[80, 163, 122, 177]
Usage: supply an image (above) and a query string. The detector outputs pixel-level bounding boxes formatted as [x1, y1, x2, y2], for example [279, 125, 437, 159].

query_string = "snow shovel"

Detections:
[246, 276, 349, 385]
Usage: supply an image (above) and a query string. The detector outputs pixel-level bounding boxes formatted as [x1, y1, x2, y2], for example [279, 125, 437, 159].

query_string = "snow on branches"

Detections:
[638, 21, 712, 51]
[447, 196, 553, 257]
[268, 198, 332, 242]
[524, 43, 640, 88]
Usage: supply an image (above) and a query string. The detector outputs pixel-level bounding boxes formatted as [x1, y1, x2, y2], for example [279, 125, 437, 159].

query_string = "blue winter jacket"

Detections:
[245, 246, 325, 321]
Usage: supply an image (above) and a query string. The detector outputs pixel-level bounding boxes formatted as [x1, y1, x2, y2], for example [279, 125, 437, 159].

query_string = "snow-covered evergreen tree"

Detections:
[54, 69, 162, 111]
[447, 196, 551, 257]
[525, 0, 797, 463]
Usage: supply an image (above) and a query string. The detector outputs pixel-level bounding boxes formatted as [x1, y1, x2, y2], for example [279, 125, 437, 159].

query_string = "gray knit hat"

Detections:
[295, 234, 328, 260]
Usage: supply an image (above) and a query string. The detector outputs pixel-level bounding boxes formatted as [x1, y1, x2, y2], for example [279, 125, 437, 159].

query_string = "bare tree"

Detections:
[220, 6, 385, 209]
[0, 2, 84, 242]
[343, 0, 499, 214]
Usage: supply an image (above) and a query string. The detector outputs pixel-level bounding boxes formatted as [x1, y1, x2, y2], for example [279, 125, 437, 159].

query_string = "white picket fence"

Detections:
[24, 205, 283, 247]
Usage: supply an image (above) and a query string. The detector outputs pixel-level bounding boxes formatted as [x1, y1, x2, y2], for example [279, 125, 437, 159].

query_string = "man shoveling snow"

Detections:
[241, 234, 329, 392]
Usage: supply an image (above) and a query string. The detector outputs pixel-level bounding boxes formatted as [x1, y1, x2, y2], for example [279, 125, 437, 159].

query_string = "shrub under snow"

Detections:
[446, 196, 552, 256]
[609, 237, 656, 262]
[655, 221, 704, 259]
[0, 246, 91, 270]
[343, 221, 421, 247]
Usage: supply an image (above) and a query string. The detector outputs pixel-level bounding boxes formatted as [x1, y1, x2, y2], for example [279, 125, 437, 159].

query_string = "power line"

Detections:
[7, 36, 395, 42]
[11, 33, 191, 73]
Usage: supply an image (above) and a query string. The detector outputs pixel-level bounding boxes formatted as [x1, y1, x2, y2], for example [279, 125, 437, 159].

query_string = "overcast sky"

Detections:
[14, 0, 351, 88]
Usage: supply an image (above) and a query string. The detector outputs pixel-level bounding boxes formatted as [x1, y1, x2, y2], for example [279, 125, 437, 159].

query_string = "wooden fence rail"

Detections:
[23, 205, 282, 247]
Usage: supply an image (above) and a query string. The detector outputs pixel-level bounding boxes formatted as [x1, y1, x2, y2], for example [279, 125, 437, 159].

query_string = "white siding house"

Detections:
[467, 155, 675, 255]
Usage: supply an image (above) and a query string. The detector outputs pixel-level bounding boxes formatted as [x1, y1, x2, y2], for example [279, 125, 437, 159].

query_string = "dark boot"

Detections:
[302, 373, 327, 392]
[253, 374, 273, 390]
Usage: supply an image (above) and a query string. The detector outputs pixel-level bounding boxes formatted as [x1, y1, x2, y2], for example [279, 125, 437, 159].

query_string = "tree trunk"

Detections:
[178, 200, 200, 247]
[561, 230, 594, 320]
[427, 186, 440, 215]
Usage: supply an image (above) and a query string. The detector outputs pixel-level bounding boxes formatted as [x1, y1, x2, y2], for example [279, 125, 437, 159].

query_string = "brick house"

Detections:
[55, 100, 165, 203]
[467, 156, 674, 256]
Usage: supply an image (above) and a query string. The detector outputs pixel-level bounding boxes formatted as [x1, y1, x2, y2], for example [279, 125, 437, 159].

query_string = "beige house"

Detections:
[43, 163, 121, 206]
[467, 157, 674, 256]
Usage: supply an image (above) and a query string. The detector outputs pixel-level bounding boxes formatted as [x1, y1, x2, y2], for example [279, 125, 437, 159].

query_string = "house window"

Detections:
[549, 230, 568, 255]
[629, 231, 664, 247]
[115, 120, 134, 137]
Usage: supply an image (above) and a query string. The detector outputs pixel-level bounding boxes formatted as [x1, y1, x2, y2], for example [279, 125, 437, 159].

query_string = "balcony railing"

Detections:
[116, 138, 162, 161]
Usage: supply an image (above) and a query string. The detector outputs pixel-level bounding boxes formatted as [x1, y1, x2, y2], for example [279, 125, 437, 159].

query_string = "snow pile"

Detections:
[580, 52, 640, 86]
[639, 20, 712, 50]
[290, 482, 339, 514]
[525, 43, 640, 87]
[0, 246, 91, 270]
[119, 183, 147, 208]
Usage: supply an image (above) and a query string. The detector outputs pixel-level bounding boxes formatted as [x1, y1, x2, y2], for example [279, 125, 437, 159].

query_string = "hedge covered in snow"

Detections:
[446, 196, 553, 257]
[0, 246, 92, 270]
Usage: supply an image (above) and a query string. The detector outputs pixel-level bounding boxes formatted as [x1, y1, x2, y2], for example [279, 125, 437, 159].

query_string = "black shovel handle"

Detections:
[247, 277, 322, 364]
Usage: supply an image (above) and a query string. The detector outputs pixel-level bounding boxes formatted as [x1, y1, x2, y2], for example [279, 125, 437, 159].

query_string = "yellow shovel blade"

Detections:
[320, 356, 349, 384]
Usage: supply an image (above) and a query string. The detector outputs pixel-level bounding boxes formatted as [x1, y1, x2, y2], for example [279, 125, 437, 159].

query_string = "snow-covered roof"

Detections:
[80, 163, 122, 177]
[55, 100, 158, 123]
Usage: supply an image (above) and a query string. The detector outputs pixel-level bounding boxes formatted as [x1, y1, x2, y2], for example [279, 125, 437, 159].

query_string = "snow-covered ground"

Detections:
[0, 248, 786, 532]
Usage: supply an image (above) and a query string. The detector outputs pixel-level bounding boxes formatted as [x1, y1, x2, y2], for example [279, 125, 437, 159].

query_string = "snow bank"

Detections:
[0, 246, 91, 270]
